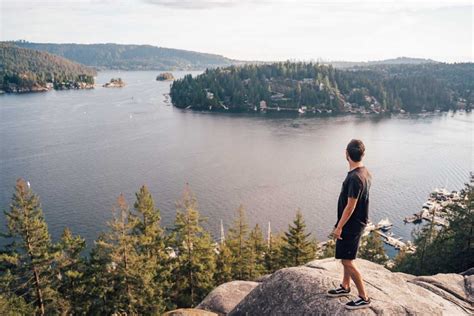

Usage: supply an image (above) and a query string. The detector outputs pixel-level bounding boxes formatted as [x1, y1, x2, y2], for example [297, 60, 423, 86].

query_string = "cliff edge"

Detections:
[195, 258, 473, 315]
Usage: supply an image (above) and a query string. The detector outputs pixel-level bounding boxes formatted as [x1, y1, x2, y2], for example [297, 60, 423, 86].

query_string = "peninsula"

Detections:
[0, 44, 96, 93]
[170, 62, 473, 114]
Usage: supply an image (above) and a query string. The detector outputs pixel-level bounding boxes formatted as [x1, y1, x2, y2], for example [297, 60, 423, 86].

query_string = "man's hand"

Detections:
[332, 226, 343, 240]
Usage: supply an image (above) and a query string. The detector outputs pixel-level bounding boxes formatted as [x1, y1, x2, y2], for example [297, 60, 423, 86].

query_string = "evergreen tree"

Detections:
[54, 228, 87, 314]
[318, 239, 335, 259]
[132, 185, 171, 313]
[84, 233, 113, 314]
[226, 205, 251, 279]
[170, 186, 216, 307]
[281, 210, 316, 266]
[89, 194, 142, 314]
[1, 179, 57, 315]
[358, 232, 388, 264]
[264, 232, 285, 273]
[247, 224, 266, 279]
[214, 243, 233, 285]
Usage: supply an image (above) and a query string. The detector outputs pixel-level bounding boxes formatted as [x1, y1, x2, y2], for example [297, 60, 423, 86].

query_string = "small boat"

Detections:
[377, 218, 393, 231]
[404, 213, 423, 224]
[363, 220, 376, 236]
[422, 201, 435, 210]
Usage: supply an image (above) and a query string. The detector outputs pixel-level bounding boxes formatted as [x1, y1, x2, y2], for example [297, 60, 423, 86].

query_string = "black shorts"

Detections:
[335, 230, 363, 260]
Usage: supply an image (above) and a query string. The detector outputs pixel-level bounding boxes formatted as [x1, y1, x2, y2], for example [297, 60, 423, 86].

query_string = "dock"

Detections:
[375, 230, 407, 250]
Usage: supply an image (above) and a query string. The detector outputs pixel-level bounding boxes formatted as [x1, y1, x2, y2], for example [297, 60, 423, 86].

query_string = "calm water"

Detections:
[0, 71, 472, 250]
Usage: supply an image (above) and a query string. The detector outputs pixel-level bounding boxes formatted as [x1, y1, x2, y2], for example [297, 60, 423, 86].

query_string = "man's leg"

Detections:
[342, 264, 351, 290]
[341, 259, 368, 300]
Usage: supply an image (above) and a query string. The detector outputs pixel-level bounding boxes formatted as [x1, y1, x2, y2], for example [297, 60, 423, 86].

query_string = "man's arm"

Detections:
[333, 197, 358, 240]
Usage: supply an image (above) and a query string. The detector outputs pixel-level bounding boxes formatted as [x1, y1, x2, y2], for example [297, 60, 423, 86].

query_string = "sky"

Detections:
[0, 0, 472, 62]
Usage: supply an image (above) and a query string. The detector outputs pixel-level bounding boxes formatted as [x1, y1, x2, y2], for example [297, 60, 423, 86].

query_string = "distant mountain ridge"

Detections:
[326, 57, 439, 68]
[7, 41, 236, 71]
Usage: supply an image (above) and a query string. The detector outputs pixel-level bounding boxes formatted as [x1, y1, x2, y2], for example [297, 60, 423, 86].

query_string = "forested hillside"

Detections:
[9, 41, 236, 70]
[1, 178, 471, 314]
[170, 62, 474, 113]
[0, 44, 96, 93]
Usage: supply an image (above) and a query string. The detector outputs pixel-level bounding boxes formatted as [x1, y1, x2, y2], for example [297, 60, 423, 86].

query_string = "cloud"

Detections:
[142, 0, 254, 9]
[141, 0, 472, 10]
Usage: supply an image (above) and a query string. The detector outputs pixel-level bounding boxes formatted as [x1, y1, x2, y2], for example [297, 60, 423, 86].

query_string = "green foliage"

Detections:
[393, 182, 473, 275]
[0, 44, 96, 92]
[88, 194, 144, 314]
[281, 210, 316, 267]
[54, 228, 87, 314]
[264, 232, 285, 273]
[10, 41, 234, 70]
[2, 178, 469, 313]
[226, 205, 252, 280]
[0, 292, 34, 316]
[1, 179, 57, 315]
[358, 232, 388, 264]
[169, 187, 216, 308]
[170, 61, 474, 112]
[132, 185, 171, 313]
[318, 239, 336, 259]
[214, 243, 233, 285]
[247, 224, 266, 279]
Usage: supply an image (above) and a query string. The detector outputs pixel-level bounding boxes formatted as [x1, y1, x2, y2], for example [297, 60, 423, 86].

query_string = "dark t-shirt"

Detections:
[335, 166, 372, 234]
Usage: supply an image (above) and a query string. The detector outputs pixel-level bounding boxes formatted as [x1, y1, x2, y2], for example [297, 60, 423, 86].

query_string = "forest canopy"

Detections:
[170, 61, 474, 113]
[0, 44, 96, 93]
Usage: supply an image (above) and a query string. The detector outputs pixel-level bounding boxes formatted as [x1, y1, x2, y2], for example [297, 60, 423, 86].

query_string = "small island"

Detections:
[103, 78, 125, 88]
[156, 72, 174, 81]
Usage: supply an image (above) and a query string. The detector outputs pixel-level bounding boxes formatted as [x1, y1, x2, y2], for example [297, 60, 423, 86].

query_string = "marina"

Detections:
[403, 187, 462, 227]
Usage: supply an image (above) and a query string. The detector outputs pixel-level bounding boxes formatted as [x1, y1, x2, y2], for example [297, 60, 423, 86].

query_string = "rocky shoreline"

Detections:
[1, 81, 95, 94]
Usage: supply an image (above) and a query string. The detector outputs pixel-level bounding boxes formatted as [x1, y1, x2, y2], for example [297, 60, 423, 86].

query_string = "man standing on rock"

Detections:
[327, 139, 372, 310]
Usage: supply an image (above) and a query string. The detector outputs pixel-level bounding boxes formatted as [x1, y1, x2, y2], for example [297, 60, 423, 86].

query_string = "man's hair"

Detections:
[346, 139, 365, 162]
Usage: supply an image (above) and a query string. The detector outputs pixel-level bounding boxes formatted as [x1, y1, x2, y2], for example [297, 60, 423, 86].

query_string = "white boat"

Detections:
[363, 220, 376, 236]
[377, 218, 393, 231]
[422, 201, 435, 210]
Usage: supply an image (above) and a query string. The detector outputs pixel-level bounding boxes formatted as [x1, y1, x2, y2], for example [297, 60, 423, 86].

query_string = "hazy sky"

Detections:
[1, 0, 472, 62]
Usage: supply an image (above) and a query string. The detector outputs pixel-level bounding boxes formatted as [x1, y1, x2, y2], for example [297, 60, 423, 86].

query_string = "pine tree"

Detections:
[358, 232, 388, 264]
[84, 233, 113, 314]
[264, 232, 285, 273]
[226, 205, 251, 279]
[132, 185, 170, 313]
[1, 179, 57, 315]
[54, 228, 87, 314]
[247, 224, 266, 279]
[281, 210, 315, 267]
[170, 186, 216, 307]
[319, 239, 335, 259]
[89, 194, 142, 314]
[214, 243, 233, 285]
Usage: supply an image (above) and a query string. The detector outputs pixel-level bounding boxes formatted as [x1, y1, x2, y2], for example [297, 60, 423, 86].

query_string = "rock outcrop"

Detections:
[199, 258, 473, 315]
[163, 308, 218, 316]
[197, 281, 259, 315]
